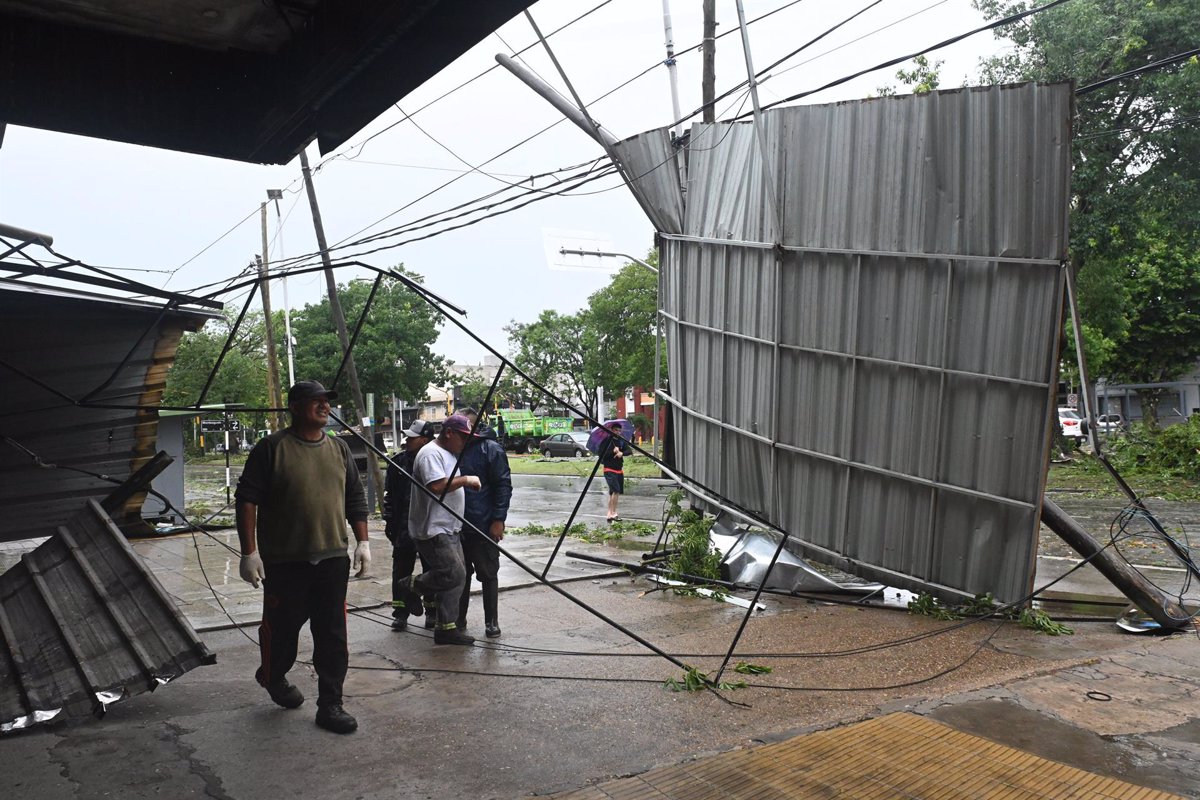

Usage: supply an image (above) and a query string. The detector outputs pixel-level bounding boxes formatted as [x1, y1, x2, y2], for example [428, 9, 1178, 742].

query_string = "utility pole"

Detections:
[298, 148, 385, 511]
[702, 0, 716, 123]
[267, 188, 295, 386]
[258, 204, 284, 433]
[661, 0, 687, 197]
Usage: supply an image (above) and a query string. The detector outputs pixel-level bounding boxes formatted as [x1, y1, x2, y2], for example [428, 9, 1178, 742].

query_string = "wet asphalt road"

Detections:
[185, 464, 1191, 569]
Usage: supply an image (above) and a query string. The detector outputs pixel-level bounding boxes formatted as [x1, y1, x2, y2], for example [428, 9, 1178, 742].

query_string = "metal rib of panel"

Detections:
[622, 83, 1072, 603]
[0, 499, 215, 733]
[0, 284, 214, 542]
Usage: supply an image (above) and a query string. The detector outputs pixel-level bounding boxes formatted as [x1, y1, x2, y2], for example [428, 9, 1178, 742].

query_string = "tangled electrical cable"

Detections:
[1106, 502, 1200, 628]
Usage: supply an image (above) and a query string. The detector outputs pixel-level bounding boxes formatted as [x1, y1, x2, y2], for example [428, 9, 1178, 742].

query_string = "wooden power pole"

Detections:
[298, 148, 385, 510]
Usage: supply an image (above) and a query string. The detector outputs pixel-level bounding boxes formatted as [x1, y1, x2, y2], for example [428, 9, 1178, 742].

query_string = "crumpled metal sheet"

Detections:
[710, 515, 883, 594]
[0, 499, 215, 734]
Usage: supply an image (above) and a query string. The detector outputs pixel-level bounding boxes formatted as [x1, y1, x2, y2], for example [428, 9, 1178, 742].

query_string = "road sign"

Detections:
[200, 418, 240, 432]
[1067, 393, 1078, 409]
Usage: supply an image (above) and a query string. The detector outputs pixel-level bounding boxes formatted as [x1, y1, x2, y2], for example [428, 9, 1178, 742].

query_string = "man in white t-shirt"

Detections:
[407, 415, 481, 645]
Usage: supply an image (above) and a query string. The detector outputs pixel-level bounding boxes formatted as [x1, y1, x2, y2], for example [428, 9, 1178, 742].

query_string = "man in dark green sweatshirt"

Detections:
[236, 380, 370, 734]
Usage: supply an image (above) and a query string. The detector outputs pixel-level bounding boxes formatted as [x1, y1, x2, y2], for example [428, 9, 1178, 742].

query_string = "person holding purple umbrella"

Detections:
[599, 420, 626, 522]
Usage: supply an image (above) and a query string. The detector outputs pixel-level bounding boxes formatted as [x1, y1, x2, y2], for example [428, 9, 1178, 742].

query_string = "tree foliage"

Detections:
[502, 250, 667, 420]
[165, 310, 274, 408]
[506, 310, 601, 419]
[289, 267, 446, 408]
[453, 365, 541, 412]
[975, 0, 1200, 397]
[876, 55, 944, 96]
[587, 250, 662, 391]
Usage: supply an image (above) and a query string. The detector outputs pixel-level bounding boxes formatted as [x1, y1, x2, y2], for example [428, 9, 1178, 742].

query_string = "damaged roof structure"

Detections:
[0, 0, 536, 163]
[0, 273, 218, 543]
[0, 498, 215, 733]
[611, 82, 1074, 606]
[0, 0, 539, 537]
[0, 0, 538, 731]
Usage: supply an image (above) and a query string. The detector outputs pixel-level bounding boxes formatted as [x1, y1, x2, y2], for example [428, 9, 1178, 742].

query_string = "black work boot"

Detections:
[485, 621, 502, 639]
[256, 668, 304, 709]
[433, 628, 475, 646]
[264, 679, 304, 709]
[315, 704, 358, 734]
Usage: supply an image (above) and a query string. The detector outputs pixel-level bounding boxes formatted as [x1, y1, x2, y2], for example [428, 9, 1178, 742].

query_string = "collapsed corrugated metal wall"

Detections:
[616, 83, 1073, 604]
[0, 499, 215, 733]
[0, 285, 214, 543]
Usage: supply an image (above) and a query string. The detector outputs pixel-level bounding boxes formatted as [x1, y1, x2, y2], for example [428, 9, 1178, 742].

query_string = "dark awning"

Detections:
[0, 0, 534, 164]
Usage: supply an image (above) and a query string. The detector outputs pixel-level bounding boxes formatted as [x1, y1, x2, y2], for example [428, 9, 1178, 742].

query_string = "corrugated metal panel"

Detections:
[614, 128, 684, 233]
[622, 83, 1072, 604]
[0, 499, 215, 732]
[0, 285, 213, 543]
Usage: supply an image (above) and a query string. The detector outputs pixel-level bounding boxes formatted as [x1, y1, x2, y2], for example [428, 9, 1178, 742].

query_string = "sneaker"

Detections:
[391, 616, 407, 632]
[485, 623, 502, 639]
[433, 628, 475, 646]
[315, 704, 358, 734]
[264, 679, 304, 709]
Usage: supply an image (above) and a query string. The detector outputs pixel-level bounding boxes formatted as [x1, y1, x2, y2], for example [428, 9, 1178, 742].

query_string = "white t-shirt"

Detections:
[408, 440, 465, 540]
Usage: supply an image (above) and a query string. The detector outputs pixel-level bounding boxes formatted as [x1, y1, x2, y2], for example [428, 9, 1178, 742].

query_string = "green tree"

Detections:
[289, 267, 446, 408]
[586, 250, 664, 391]
[506, 310, 602, 419]
[1103, 214, 1200, 426]
[163, 309, 280, 446]
[454, 365, 540, 412]
[975, 0, 1200, 389]
[876, 55, 944, 96]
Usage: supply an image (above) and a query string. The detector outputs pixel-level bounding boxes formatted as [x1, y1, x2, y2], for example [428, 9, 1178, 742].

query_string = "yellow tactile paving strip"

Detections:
[552, 713, 1185, 800]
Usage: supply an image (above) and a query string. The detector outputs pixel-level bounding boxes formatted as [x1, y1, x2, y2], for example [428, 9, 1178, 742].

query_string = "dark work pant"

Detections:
[458, 524, 500, 626]
[257, 556, 349, 709]
[390, 527, 430, 618]
[412, 532, 465, 630]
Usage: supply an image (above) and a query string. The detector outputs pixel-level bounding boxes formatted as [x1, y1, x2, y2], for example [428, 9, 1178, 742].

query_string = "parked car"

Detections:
[1095, 413, 1126, 433]
[1057, 407, 1085, 443]
[540, 431, 591, 458]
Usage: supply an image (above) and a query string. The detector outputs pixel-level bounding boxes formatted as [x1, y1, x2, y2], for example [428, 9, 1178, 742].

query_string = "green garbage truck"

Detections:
[489, 408, 573, 454]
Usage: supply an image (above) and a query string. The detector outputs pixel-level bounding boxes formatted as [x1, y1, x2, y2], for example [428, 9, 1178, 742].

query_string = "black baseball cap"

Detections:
[287, 380, 338, 404]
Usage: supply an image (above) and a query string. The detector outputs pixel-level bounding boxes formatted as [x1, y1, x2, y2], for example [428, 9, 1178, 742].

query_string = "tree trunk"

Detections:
[1137, 387, 1164, 429]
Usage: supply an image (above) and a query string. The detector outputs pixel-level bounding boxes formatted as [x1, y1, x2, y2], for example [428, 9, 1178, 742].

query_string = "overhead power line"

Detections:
[742, 0, 1078, 116]
[1076, 47, 1200, 96]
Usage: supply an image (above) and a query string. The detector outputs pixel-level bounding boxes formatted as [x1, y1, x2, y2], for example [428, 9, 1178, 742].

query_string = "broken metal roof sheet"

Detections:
[617, 83, 1073, 604]
[0, 499, 215, 733]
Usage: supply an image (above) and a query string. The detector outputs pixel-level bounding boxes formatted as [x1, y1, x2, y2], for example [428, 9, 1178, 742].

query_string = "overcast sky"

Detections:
[0, 0, 1011, 369]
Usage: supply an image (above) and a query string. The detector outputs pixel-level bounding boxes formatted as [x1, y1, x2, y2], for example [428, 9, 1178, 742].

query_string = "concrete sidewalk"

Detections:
[3, 478, 1199, 799]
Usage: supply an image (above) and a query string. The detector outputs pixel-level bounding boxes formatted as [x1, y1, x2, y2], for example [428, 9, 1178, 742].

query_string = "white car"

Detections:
[1057, 408, 1085, 443]
[1095, 413, 1125, 433]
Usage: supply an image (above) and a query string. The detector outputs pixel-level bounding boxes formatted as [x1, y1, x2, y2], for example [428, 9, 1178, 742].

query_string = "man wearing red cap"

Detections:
[407, 414, 480, 645]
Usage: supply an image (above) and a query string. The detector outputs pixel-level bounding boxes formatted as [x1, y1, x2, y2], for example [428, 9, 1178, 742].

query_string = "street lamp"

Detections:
[559, 247, 662, 459]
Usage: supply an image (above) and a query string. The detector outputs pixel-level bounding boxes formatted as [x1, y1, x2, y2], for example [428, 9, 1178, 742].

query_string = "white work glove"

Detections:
[352, 539, 372, 577]
[239, 552, 265, 588]
[463, 475, 482, 491]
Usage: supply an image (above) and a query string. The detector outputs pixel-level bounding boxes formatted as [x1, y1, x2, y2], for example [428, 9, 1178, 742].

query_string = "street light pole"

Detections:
[560, 248, 662, 459]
